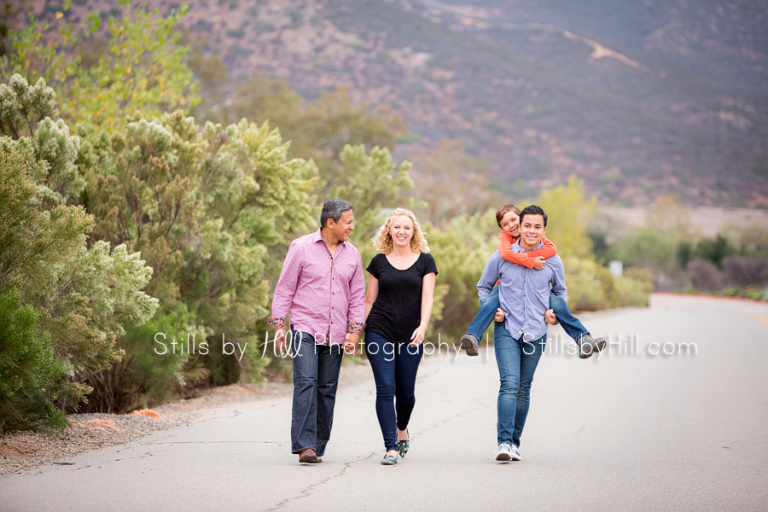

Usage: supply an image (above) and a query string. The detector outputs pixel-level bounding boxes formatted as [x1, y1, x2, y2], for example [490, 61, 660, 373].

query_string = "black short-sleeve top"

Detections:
[365, 252, 438, 342]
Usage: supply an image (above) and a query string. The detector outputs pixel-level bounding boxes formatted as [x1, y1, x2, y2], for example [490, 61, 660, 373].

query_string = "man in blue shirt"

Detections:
[476, 205, 566, 462]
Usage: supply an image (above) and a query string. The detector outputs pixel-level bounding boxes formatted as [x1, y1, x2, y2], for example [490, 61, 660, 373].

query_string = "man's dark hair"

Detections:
[519, 205, 548, 227]
[320, 199, 353, 229]
[495, 203, 521, 228]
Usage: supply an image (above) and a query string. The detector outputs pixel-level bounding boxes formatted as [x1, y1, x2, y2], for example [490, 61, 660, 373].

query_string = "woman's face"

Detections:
[389, 215, 414, 248]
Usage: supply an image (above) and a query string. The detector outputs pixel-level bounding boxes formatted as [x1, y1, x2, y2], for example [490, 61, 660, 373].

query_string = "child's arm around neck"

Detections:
[497, 231, 557, 269]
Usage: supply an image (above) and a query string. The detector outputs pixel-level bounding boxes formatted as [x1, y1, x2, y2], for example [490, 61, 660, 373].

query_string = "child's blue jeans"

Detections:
[466, 285, 589, 342]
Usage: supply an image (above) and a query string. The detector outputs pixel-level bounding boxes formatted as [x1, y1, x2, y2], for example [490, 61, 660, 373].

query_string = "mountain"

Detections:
[28, 0, 768, 207]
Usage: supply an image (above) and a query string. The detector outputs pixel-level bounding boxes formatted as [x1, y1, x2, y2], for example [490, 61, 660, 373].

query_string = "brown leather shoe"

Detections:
[299, 448, 319, 463]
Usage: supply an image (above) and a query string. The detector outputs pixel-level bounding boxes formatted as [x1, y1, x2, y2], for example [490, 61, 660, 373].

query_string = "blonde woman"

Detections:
[364, 208, 438, 465]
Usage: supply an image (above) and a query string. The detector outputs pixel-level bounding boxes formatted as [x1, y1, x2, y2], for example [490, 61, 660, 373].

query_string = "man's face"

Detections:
[328, 209, 355, 242]
[499, 210, 520, 238]
[519, 214, 546, 249]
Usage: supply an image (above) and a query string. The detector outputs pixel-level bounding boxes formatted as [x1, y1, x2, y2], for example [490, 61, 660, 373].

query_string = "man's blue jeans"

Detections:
[289, 330, 343, 456]
[494, 323, 546, 448]
[365, 331, 424, 452]
[467, 286, 589, 342]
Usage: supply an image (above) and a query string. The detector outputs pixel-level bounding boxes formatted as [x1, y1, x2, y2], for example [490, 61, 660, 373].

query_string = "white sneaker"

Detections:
[494, 443, 513, 461]
[510, 445, 522, 461]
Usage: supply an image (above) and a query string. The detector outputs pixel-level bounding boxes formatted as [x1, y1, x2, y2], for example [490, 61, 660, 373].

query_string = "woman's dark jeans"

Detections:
[365, 331, 424, 452]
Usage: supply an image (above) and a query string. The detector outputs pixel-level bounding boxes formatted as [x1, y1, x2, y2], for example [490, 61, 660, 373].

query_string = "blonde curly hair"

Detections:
[372, 208, 430, 254]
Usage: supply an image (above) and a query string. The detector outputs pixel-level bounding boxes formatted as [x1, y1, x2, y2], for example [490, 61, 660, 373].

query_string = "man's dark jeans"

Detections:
[289, 330, 343, 456]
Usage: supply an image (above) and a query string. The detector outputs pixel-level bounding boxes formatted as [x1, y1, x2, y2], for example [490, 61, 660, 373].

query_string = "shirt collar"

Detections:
[313, 228, 346, 246]
[511, 239, 543, 253]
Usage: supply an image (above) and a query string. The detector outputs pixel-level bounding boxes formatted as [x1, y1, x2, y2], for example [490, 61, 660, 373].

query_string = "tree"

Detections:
[331, 144, 414, 256]
[409, 139, 499, 221]
[0, 137, 91, 301]
[78, 111, 320, 409]
[203, 75, 405, 178]
[297, 87, 405, 170]
[532, 175, 596, 258]
[0, 139, 91, 420]
[1, 73, 159, 414]
[1, 1, 199, 129]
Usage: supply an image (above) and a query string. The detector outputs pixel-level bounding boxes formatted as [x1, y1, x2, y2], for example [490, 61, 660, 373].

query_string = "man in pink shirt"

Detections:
[269, 199, 366, 463]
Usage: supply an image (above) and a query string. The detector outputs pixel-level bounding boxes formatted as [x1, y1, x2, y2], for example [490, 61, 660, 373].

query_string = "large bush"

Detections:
[0, 289, 66, 433]
[1, 74, 159, 416]
[75, 112, 320, 410]
[562, 257, 652, 311]
[426, 210, 497, 340]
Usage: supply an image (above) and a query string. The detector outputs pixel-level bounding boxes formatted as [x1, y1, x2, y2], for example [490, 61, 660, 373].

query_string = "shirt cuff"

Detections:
[347, 320, 365, 335]
[268, 316, 286, 330]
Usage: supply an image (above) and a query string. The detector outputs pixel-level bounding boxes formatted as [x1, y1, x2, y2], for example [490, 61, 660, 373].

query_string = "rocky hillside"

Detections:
[28, 0, 768, 207]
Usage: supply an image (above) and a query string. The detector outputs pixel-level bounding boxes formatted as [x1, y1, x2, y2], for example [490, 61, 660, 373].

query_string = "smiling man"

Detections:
[476, 205, 567, 462]
[269, 199, 366, 464]
[459, 203, 557, 357]
[460, 203, 604, 359]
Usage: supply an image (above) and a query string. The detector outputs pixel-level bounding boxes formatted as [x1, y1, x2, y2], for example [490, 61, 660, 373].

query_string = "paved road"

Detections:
[2, 294, 767, 511]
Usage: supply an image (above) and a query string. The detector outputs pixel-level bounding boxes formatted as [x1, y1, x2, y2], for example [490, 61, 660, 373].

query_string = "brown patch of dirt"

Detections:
[0, 437, 41, 458]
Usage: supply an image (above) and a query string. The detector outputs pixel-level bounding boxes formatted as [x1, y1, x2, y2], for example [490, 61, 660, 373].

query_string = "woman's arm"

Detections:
[410, 272, 436, 347]
[364, 273, 379, 323]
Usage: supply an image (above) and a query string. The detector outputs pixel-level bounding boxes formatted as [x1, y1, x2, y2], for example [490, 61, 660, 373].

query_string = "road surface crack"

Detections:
[266, 451, 377, 511]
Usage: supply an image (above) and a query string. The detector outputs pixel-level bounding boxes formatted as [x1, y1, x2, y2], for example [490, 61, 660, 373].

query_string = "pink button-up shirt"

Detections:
[268, 229, 366, 345]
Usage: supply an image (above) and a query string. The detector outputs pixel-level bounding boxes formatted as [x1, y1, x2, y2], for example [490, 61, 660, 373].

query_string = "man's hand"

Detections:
[544, 309, 557, 325]
[275, 328, 287, 355]
[533, 256, 546, 270]
[494, 308, 505, 322]
[343, 333, 360, 355]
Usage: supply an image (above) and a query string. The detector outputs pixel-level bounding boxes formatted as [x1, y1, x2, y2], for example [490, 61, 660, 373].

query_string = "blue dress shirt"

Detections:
[477, 239, 567, 341]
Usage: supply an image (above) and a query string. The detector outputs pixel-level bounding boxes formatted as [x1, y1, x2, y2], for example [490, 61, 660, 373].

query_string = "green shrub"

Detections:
[563, 256, 653, 311]
[424, 210, 497, 340]
[562, 256, 611, 311]
[693, 234, 735, 268]
[610, 226, 678, 275]
[719, 285, 765, 301]
[615, 270, 653, 307]
[79, 307, 202, 413]
[0, 289, 67, 433]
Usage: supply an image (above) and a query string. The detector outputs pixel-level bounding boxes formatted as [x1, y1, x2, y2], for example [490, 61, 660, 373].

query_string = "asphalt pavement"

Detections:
[1, 294, 767, 511]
